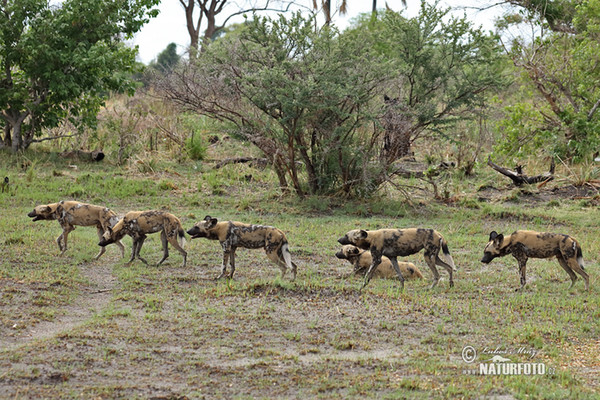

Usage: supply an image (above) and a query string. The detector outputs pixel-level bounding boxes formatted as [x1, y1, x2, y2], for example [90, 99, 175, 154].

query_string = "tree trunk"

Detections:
[1, 124, 11, 148]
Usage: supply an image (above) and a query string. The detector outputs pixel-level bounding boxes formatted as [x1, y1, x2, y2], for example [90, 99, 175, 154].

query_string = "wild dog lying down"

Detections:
[481, 230, 589, 291]
[27, 200, 124, 260]
[338, 228, 456, 291]
[186, 215, 298, 280]
[335, 245, 424, 280]
[99, 211, 187, 267]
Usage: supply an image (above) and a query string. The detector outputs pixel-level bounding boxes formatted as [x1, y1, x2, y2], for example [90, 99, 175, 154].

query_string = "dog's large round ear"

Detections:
[42, 206, 52, 213]
[359, 230, 368, 239]
[489, 231, 498, 241]
[208, 217, 218, 228]
[349, 246, 360, 255]
[203, 215, 212, 221]
[495, 233, 504, 243]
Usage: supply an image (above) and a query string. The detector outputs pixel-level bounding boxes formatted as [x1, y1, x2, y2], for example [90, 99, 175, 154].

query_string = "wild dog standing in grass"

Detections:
[338, 228, 456, 291]
[335, 245, 424, 280]
[99, 210, 187, 267]
[186, 215, 298, 281]
[27, 200, 124, 260]
[481, 230, 589, 291]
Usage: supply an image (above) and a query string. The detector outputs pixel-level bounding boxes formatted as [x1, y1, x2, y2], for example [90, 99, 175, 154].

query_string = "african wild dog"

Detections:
[335, 245, 424, 280]
[338, 228, 456, 291]
[481, 230, 589, 291]
[99, 210, 187, 267]
[186, 215, 298, 280]
[27, 200, 124, 260]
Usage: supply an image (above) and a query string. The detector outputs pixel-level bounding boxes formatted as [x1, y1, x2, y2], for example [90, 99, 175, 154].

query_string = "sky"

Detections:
[131, 0, 504, 64]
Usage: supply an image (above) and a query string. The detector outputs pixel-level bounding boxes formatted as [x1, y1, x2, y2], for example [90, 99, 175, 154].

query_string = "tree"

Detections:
[177, 0, 297, 54]
[356, 1, 506, 160]
[0, 0, 159, 152]
[495, 0, 600, 160]
[154, 43, 181, 72]
[157, 12, 391, 196]
[312, 0, 346, 25]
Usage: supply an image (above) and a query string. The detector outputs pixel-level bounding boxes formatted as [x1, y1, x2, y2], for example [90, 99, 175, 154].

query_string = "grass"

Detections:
[1, 147, 600, 398]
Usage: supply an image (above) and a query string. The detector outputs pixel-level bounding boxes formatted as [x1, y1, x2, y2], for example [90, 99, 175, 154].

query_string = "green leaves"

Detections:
[0, 0, 159, 150]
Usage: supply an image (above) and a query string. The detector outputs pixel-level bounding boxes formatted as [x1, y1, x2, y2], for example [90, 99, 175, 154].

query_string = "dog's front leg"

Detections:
[126, 238, 138, 265]
[136, 235, 149, 265]
[513, 252, 528, 291]
[216, 249, 230, 280]
[360, 250, 382, 292]
[94, 227, 106, 260]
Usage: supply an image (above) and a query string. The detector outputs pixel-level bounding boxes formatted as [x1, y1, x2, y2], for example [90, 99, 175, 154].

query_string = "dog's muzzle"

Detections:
[337, 236, 351, 245]
[335, 251, 347, 259]
[28, 211, 41, 221]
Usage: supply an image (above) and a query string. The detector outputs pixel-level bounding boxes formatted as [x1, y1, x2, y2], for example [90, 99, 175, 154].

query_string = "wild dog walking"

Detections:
[27, 200, 124, 260]
[481, 230, 589, 291]
[338, 228, 456, 291]
[98, 210, 187, 267]
[335, 245, 424, 280]
[186, 215, 298, 280]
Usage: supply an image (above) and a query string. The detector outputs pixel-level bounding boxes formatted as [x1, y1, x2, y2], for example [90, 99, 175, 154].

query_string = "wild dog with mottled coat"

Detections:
[99, 210, 187, 267]
[338, 228, 456, 291]
[27, 200, 124, 260]
[336, 245, 424, 280]
[186, 215, 298, 280]
[481, 230, 589, 291]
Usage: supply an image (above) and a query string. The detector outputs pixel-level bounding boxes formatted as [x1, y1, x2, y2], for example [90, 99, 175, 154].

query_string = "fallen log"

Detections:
[487, 156, 554, 186]
[59, 149, 105, 162]
[214, 157, 268, 169]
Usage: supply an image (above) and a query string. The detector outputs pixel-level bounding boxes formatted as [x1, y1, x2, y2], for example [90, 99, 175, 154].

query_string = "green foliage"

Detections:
[150, 42, 181, 73]
[0, 0, 159, 151]
[496, 0, 600, 161]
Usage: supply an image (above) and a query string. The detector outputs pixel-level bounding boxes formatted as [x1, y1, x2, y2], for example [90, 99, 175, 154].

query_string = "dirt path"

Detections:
[0, 261, 117, 350]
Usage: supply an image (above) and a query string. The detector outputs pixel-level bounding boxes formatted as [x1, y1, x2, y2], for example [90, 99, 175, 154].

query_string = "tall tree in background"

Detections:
[356, 1, 506, 161]
[178, 0, 297, 54]
[312, 0, 346, 25]
[495, 0, 600, 160]
[153, 43, 181, 72]
[0, 0, 159, 152]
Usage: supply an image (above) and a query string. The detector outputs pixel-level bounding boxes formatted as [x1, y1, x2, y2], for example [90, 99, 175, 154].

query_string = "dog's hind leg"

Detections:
[157, 231, 170, 266]
[435, 255, 455, 287]
[280, 243, 297, 281]
[94, 227, 107, 260]
[166, 230, 187, 268]
[557, 255, 578, 289]
[425, 254, 441, 289]
[268, 246, 289, 280]
[565, 255, 589, 291]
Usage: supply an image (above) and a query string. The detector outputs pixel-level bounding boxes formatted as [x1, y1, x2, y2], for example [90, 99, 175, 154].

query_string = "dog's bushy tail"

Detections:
[178, 228, 187, 249]
[440, 237, 457, 271]
[281, 242, 293, 268]
[577, 243, 584, 270]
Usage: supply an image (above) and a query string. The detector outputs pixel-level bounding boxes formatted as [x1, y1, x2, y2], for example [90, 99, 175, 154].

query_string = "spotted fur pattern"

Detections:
[338, 228, 456, 291]
[335, 245, 423, 280]
[99, 210, 187, 268]
[27, 200, 124, 260]
[481, 230, 589, 291]
[186, 215, 297, 280]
